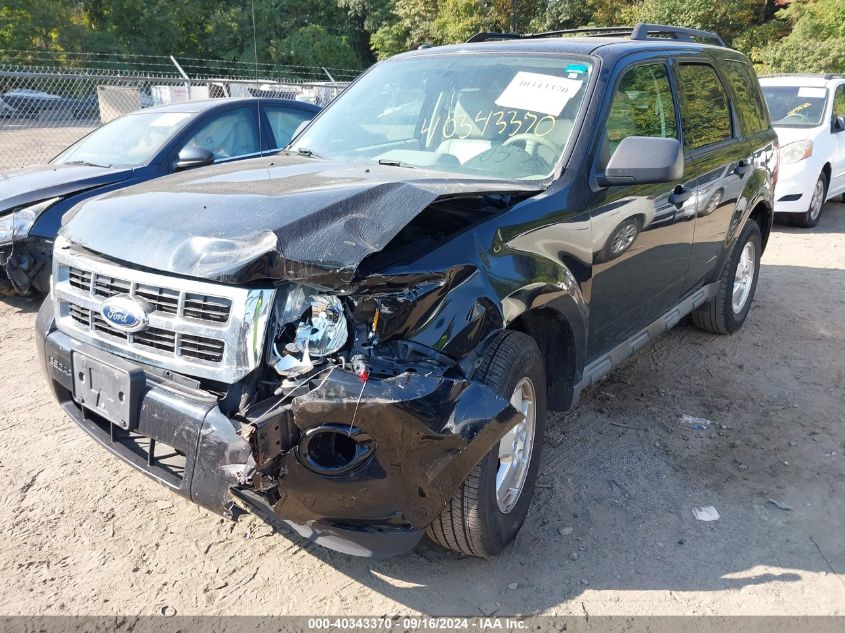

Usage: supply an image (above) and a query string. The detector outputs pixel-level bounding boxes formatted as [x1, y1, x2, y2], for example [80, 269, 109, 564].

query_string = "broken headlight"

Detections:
[271, 286, 349, 377]
[0, 197, 61, 246]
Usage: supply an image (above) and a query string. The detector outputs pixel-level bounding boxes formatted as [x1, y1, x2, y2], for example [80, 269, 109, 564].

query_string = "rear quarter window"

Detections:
[721, 59, 770, 135]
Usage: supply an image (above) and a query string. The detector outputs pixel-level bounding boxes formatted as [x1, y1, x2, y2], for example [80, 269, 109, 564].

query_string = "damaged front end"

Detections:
[227, 277, 523, 555]
[41, 171, 538, 555]
[0, 198, 59, 295]
[39, 273, 523, 556]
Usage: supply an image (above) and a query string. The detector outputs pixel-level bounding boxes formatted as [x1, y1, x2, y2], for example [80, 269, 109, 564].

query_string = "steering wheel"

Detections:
[503, 133, 558, 159]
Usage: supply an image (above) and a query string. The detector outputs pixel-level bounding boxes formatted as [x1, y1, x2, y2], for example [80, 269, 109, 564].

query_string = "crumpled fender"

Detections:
[267, 368, 523, 530]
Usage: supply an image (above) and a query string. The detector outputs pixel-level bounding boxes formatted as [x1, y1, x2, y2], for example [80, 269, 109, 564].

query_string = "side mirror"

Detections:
[597, 136, 684, 187]
[833, 115, 845, 133]
[175, 145, 214, 170]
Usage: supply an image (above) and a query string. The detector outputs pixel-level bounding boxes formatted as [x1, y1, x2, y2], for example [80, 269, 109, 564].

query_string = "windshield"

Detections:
[291, 54, 594, 181]
[762, 85, 828, 127]
[53, 111, 193, 168]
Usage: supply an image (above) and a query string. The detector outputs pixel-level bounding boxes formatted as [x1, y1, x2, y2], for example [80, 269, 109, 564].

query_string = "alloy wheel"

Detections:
[732, 241, 756, 314]
[496, 377, 537, 514]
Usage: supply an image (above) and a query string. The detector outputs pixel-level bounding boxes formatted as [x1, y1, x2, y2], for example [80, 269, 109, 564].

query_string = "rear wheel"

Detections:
[426, 331, 546, 557]
[797, 173, 826, 228]
[692, 220, 762, 335]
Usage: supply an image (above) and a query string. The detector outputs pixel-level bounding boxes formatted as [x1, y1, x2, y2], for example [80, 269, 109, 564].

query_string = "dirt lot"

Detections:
[0, 205, 843, 617]
[0, 120, 96, 170]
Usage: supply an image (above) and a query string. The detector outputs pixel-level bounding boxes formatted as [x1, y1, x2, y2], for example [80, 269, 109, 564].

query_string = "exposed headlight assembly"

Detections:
[780, 139, 813, 164]
[271, 286, 349, 378]
[0, 197, 61, 246]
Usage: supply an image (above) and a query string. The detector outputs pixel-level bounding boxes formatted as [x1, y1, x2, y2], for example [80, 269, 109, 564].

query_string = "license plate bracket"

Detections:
[72, 351, 145, 430]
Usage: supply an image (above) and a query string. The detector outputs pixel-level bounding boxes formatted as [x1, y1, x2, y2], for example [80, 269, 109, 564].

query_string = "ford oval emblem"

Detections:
[100, 295, 149, 333]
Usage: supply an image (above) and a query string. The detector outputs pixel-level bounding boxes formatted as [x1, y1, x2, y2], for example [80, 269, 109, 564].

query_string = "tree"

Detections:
[4, 0, 845, 76]
[740, 0, 845, 73]
[529, 0, 634, 33]
[630, 0, 761, 43]
[270, 24, 361, 69]
[371, 0, 439, 58]
[0, 0, 80, 52]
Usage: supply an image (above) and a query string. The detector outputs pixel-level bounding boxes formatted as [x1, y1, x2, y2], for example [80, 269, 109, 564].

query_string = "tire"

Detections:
[797, 172, 827, 228]
[691, 219, 762, 335]
[426, 331, 547, 557]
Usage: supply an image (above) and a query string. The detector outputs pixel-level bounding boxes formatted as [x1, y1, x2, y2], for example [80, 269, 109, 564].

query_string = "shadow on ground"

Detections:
[0, 293, 43, 314]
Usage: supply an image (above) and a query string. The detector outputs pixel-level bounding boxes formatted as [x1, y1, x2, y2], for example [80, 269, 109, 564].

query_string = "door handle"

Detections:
[669, 185, 693, 207]
[735, 159, 752, 176]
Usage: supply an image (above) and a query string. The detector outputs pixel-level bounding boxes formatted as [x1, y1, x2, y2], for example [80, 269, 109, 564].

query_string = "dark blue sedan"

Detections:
[0, 97, 320, 295]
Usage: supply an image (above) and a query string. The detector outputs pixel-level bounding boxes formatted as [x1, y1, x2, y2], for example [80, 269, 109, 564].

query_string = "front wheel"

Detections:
[426, 331, 546, 557]
[692, 220, 762, 334]
[797, 173, 826, 228]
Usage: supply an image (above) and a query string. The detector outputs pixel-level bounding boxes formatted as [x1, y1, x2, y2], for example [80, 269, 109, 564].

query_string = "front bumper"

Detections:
[37, 304, 519, 557]
[773, 160, 823, 214]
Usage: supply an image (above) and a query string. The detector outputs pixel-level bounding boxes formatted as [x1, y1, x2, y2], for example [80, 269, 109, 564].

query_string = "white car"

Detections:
[759, 74, 845, 227]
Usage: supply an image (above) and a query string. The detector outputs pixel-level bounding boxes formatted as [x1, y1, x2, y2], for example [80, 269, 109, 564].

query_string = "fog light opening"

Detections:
[311, 431, 356, 469]
[299, 425, 374, 475]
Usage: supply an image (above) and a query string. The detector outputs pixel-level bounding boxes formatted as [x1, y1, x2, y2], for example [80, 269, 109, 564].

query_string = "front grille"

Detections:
[179, 334, 225, 362]
[71, 305, 220, 359]
[134, 327, 177, 353]
[53, 240, 275, 383]
[68, 303, 90, 326]
[69, 265, 232, 324]
[136, 283, 179, 315]
[68, 267, 91, 292]
[183, 293, 231, 323]
[93, 273, 131, 297]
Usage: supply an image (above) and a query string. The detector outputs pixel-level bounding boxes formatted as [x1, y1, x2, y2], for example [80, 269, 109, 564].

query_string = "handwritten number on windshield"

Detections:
[422, 110, 557, 141]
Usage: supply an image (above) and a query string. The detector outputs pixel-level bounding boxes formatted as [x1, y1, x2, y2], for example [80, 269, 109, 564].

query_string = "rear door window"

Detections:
[605, 63, 678, 155]
[263, 105, 314, 150]
[721, 60, 770, 135]
[677, 64, 733, 150]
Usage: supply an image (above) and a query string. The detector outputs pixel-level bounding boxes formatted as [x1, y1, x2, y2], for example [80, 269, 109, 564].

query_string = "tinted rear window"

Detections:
[678, 64, 733, 150]
[722, 60, 770, 135]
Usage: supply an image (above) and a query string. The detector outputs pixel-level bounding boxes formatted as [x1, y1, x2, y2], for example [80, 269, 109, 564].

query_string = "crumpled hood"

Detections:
[0, 163, 132, 213]
[61, 155, 541, 286]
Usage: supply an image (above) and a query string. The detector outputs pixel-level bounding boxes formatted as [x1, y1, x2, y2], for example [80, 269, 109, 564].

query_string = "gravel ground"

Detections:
[0, 205, 843, 617]
[0, 121, 96, 170]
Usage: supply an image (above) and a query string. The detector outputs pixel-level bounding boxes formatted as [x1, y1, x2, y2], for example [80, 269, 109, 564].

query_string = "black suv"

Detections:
[37, 24, 777, 558]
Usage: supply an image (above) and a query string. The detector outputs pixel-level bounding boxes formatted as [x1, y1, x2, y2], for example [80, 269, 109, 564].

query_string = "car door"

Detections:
[260, 103, 317, 152]
[586, 58, 697, 359]
[675, 56, 753, 285]
[828, 83, 845, 196]
[176, 103, 262, 166]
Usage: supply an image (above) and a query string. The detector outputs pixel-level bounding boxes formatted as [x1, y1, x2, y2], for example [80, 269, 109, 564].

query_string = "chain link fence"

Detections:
[0, 54, 358, 170]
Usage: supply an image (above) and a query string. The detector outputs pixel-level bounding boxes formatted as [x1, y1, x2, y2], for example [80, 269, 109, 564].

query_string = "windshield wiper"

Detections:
[377, 158, 417, 169]
[64, 160, 112, 168]
[295, 147, 325, 160]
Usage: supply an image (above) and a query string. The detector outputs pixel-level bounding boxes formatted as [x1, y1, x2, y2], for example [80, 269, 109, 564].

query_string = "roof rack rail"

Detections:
[630, 23, 725, 47]
[466, 22, 726, 47]
[465, 32, 521, 43]
[528, 26, 637, 39]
